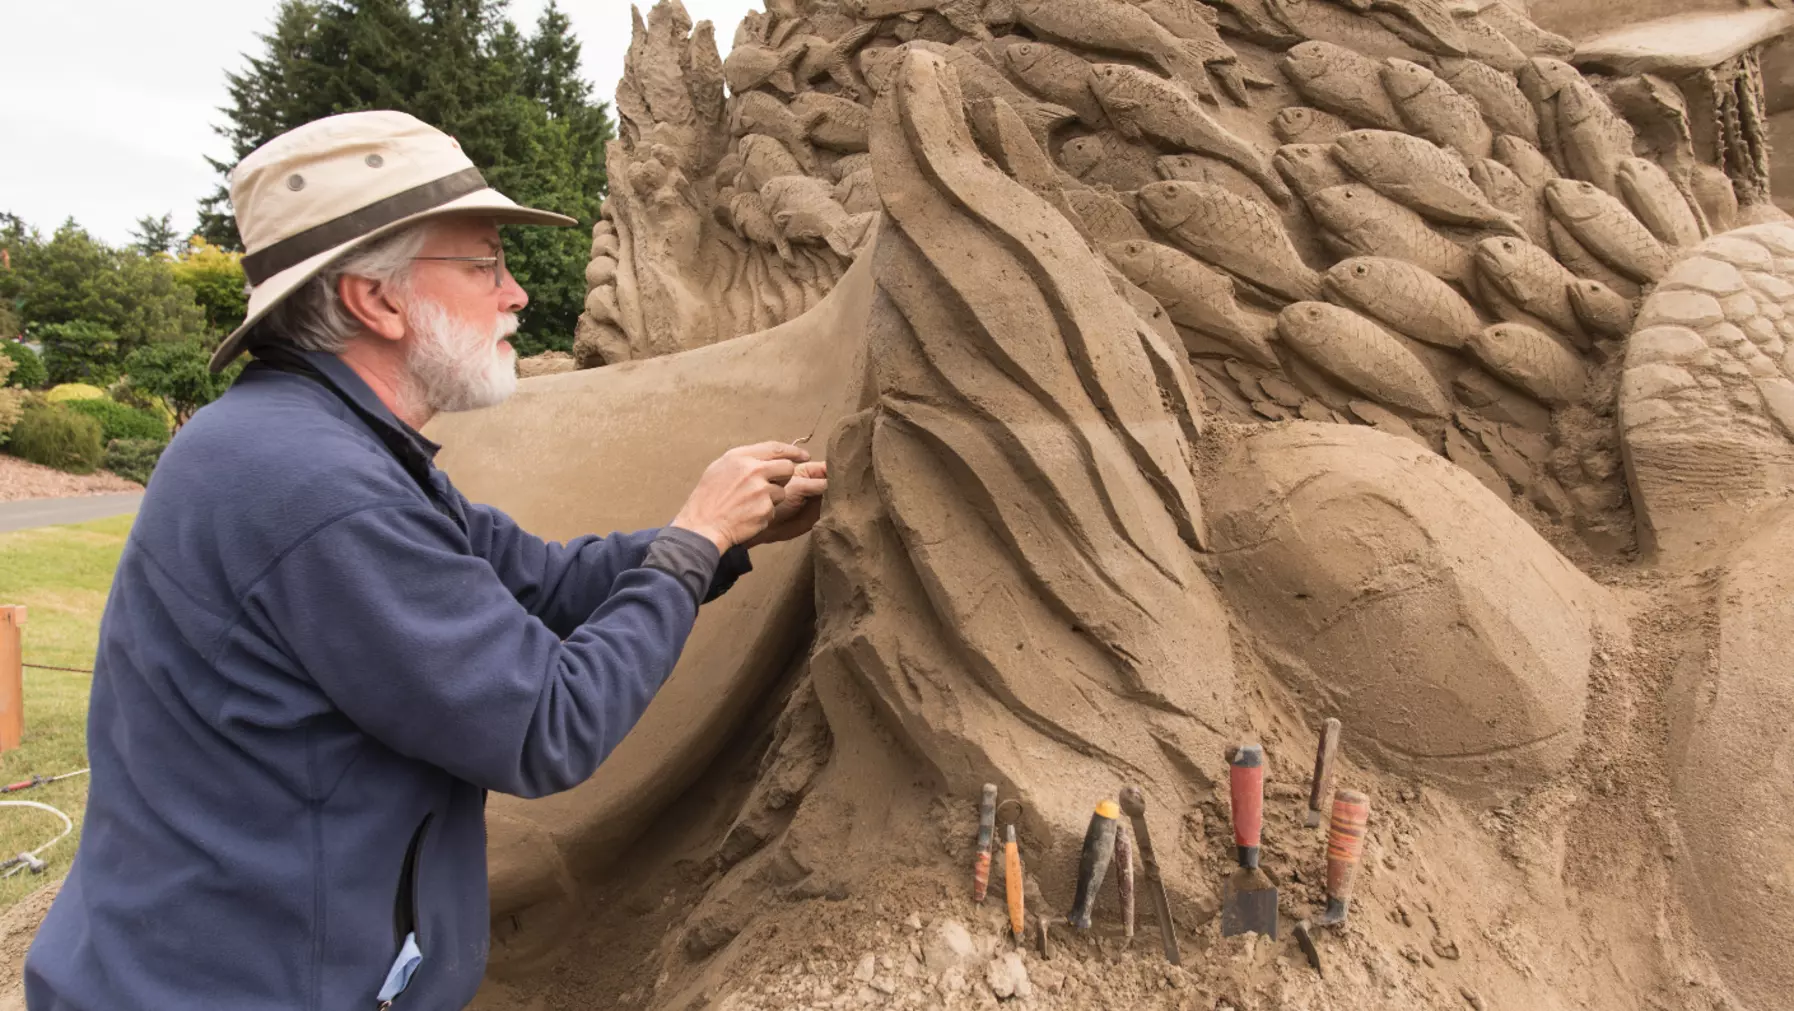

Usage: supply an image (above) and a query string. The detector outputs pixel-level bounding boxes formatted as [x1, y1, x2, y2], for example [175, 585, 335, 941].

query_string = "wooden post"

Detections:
[0, 606, 24, 752]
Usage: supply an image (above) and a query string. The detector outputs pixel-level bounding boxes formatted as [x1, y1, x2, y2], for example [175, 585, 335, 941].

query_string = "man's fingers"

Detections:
[733, 441, 812, 464]
[758, 458, 798, 485]
[785, 476, 827, 500]
[794, 461, 828, 480]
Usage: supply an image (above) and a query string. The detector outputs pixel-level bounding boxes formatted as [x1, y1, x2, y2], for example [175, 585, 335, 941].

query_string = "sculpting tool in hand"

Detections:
[1306, 718, 1342, 828]
[973, 783, 997, 903]
[792, 401, 829, 445]
[1220, 744, 1279, 939]
[1119, 785, 1181, 964]
[1294, 789, 1371, 975]
[1067, 799, 1120, 930]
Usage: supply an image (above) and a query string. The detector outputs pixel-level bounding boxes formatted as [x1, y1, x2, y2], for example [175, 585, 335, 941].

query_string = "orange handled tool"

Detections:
[973, 783, 997, 902]
[1004, 825, 1024, 942]
[1316, 790, 1370, 926]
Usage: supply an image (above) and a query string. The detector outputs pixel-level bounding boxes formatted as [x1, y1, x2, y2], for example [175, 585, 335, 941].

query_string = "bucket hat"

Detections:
[210, 109, 576, 372]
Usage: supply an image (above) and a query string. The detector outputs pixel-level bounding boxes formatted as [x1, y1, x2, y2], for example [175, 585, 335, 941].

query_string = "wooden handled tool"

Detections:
[1068, 799, 1120, 930]
[1118, 785, 1180, 965]
[1004, 824, 1024, 942]
[1114, 819, 1135, 941]
[973, 783, 997, 902]
[1316, 790, 1370, 926]
[1306, 718, 1342, 828]
[1221, 744, 1279, 939]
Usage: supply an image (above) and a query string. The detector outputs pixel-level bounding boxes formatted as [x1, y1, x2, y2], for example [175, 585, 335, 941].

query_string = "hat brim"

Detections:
[209, 188, 577, 373]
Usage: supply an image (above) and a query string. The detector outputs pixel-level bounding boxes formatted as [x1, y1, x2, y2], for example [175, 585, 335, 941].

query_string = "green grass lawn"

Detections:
[0, 514, 133, 910]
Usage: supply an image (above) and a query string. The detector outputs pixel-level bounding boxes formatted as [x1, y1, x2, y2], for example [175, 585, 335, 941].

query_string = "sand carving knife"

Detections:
[1221, 744, 1279, 939]
[1068, 799, 1120, 930]
[973, 783, 997, 902]
[1114, 817, 1136, 941]
[1294, 789, 1371, 974]
[1306, 718, 1342, 829]
[1119, 785, 1180, 964]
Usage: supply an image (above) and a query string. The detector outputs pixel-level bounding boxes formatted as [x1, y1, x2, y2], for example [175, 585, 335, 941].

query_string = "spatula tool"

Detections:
[1221, 743, 1278, 939]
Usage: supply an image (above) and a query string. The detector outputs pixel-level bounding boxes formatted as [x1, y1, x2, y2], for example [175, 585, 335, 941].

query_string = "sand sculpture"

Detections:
[434, 1, 1794, 1008]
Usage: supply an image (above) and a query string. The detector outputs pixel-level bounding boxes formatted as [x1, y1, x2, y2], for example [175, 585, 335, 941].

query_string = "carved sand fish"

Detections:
[1280, 41, 1406, 132]
[1138, 180, 1322, 301]
[1493, 135, 1556, 189]
[1090, 64, 1290, 204]
[1262, 0, 1429, 62]
[1015, 0, 1215, 94]
[1273, 106, 1352, 145]
[1331, 0, 1467, 56]
[1274, 144, 1352, 203]
[792, 21, 879, 98]
[1105, 238, 1280, 364]
[1435, 57, 1539, 146]
[1516, 57, 1580, 171]
[1451, 9, 1528, 72]
[1470, 158, 1548, 245]
[1066, 188, 1151, 243]
[908, 40, 1081, 146]
[738, 134, 806, 192]
[1568, 278, 1634, 338]
[1204, 0, 1304, 45]
[830, 152, 873, 183]
[1616, 157, 1701, 247]
[1309, 183, 1473, 281]
[1002, 39, 1105, 125]
[1135, 0, 1263, 104]
[835, 168, 880, 214]
[1557, 78, 1635, 195]
[1332, 130, 1520, 233]
[1277, 301, 1449, 415]
[1061, 134, 1161, 190]
[723, 41, 803, 95]
[1473, 236, 1584, 336]
[1547, 218, 1641, 299]
[790, 92, 870, 153]
[728, 189, 793, 260]
[732, 93, 818, 174]
[1381, 58, 1493, 161]
[1479, 0, 1574, 59]
[762, 175, 850, 245]
[1323, 255, 1484, 348]
[1544, 178, 1669, 283]
[1466, 322, 1586, 404]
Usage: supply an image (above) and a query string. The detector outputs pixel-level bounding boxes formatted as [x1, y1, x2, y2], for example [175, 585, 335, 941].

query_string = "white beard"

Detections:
[404, 298, 518, 414]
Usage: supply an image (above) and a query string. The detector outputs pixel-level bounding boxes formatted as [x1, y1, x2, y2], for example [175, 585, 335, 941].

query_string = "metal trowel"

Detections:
[1220, 743, 1278, 939]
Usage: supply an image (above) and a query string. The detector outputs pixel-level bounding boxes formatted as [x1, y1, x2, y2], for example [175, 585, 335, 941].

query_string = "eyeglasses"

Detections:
[411, 248, 507, 289]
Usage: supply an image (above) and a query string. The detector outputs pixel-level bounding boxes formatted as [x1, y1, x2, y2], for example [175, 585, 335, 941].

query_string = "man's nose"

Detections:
[500, 268, 528, 313]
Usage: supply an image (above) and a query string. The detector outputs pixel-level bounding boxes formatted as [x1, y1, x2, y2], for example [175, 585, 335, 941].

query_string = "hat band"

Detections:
[242, 167, 488, 284]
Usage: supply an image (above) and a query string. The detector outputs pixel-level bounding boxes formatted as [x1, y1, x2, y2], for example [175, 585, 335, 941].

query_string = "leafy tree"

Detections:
[199, 0, 613, 354]
[130, 213, 182, 257]
[2, 341, 48, 389]
[10, 222, 208, 352]
[169, 238, 249, 334]
[123, 338, 242, 428]
[38, 321, 123, 386]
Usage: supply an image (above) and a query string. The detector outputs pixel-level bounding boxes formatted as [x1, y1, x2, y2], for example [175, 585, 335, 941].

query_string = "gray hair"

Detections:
[247, 222, 435, 355]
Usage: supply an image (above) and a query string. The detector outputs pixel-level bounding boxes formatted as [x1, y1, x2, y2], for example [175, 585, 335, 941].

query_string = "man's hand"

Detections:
[746, 460, 829, 548]
[669, 443, 822, 554]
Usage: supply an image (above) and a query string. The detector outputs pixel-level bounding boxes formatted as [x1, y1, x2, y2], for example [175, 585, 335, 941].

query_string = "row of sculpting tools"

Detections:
[968, 717, 1370, 972]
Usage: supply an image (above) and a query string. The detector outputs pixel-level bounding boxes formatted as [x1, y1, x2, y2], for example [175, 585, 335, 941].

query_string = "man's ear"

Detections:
[338, 273, 408, 343]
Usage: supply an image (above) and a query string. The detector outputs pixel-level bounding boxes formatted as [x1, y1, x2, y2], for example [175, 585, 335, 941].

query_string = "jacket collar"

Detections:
[264, 347, 442, 461]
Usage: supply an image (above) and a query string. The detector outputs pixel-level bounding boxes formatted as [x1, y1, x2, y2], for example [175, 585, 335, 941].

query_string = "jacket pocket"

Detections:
[379, 814, 432, 1007]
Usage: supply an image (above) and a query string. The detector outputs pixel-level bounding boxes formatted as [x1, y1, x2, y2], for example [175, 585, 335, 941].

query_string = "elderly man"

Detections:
[24, 111, 826, 1010]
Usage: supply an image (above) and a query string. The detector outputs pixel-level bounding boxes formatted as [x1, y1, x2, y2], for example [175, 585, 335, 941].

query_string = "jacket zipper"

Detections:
[382, 813, 432, 1007]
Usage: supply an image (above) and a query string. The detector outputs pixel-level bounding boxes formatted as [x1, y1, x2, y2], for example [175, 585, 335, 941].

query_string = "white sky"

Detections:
[0, 0, 749, 246]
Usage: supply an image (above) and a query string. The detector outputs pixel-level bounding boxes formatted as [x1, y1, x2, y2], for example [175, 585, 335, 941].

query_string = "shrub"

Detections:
[0, 389, 20, 447]
[63, 398, 169, 444]
[6, 403, 104, 474]
[104, 438, 166, 485]
[37, 321, 121, 386]
[46, 383, 106, 402]
[2, 342, 46, 389]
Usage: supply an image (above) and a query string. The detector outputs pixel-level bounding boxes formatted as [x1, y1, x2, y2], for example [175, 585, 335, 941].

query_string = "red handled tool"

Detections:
[1294, 789, 1372, 974]
[1220, 744, 1278, 938]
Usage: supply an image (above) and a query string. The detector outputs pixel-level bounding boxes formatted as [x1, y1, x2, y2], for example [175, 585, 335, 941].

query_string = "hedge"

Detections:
[104, 438, 166, 485]
[6, 403, 104, 474]
[62, 398, 170, 445]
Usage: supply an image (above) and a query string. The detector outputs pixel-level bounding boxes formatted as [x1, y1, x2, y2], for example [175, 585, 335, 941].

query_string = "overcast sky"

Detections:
[0, 0, 748, 247]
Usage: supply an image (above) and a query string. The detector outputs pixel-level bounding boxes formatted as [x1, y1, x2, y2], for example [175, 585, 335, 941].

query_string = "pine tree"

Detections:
[129, 214, 182, 257]
[197, 0, 614, 354]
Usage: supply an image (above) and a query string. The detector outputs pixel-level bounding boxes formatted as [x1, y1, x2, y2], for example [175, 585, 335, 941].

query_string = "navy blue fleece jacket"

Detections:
[23, 349, 748, 1010]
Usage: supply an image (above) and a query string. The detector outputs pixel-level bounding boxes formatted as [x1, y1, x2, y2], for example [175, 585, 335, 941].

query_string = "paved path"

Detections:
[0, 493, 144, 534]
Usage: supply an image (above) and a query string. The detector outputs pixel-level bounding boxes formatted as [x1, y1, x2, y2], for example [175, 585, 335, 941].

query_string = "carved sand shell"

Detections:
[1380, 58, 1493, 162]
[1616, 157, 1702, 248]
[1001, 38, 1105, 126]
[1473, 236, 1584, 336]
[1470, 158, 1548, 246]
[1323, 255, 1484, 348]
[1277, 301, 1450, 415]
[1280, 41, 1406, 132]
[1466, 322, 1587, 404]
[1545, 179, 1670, 283]
[1105, 239, 1280, 365]
[1435, 57, 1539, 146]
[1138, 180, 1322, 302]
[1274, 144, 1353, 203]
[790, 91, 871, 153]
[1546, 218, 1642, 299]
[1332, 129, 1518, 232]
[1089, 64, 1290, 204]
[1273, 107, 1353, 146]
[1308, 183, 1473, 281]
[1568, 278, 1635, 338]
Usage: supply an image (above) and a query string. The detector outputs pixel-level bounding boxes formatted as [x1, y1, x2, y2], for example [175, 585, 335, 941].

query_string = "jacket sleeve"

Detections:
[249, 503, 699, 797]
[461, 502, 754, 638]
